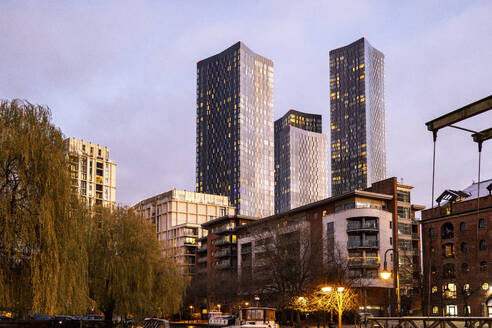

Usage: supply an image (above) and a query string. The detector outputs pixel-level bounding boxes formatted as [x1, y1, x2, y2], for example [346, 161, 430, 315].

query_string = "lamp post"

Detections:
[254, 296, 260, 307]
[189, 305, 194, 323]
[379, 248, 400, 316]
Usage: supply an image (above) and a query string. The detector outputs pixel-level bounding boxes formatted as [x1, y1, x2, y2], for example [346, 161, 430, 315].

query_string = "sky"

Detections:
[1, 0, 491, 211]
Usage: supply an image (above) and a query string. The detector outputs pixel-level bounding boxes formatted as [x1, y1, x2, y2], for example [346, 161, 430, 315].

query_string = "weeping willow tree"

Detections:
[0, 99, 90, 316]
[88, 206, 186, 321]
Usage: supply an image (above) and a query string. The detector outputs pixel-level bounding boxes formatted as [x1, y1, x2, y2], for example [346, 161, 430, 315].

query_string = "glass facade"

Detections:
[196, 42, 274, 217]
[330, 38, 386, 196]
[274, 110, 328, 213]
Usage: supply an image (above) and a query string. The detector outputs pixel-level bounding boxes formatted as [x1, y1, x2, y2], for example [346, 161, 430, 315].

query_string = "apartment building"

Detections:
[65, 137, 116, 209]
[133, 189, 235, 276]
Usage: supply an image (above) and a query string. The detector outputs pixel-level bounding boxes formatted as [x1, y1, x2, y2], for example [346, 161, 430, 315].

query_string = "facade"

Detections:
[238, 188, 395, 315]
[196, 215, 257, 310]
[421, 179, 492, 316]
[133, 189, 235, 276]
[196, 41, 275, 218]
[367, 178, 424, 314]
[330, 37, 386, 196]
[65, 137, 116, 209]
[274, 110, 329, 214]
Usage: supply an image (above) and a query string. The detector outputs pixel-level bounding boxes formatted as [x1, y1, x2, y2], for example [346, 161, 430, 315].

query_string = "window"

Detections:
[432, 306, 439, 315]
[460, 222, 467, 232]
[442, 243, 455, 258]
[397, 206, 410, 219]
[327, 222, 334, 233]
[443, 283, 457, 299]
[463, 284, 471, 295]
[443, 263, 455, 278]
[397, 190, 410, 202]
[461, 243, 468, 253]
[463, 305, 471, 315]
[429, 228, 435, 237]
[461, 263, 469, 273]
[480, 261, 488, 272]
[446, 305, 457, 316]
[441, 223, 454, 239]
[432, 285, 438, 294]
[482, 282, 489, 290]
[480, 240, 487, 250]
[479, 218, 486, 229]
[398, 223, 412, 235]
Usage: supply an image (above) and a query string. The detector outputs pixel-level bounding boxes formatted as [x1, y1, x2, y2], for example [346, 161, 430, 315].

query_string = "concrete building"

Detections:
[133, 189, 235, 276]
[65, 137, 116, 209]
[421, 179, 492, 316]
[274, 110, 329, 214]
[196, 41, 274, 218]
[330, 38, 387, 196]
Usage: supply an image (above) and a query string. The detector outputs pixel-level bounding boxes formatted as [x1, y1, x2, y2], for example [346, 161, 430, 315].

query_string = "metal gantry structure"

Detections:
[425, 94, 492, 209]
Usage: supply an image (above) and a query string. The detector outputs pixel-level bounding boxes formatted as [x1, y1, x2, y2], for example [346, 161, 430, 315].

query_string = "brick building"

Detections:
[421, 179, 492, 316]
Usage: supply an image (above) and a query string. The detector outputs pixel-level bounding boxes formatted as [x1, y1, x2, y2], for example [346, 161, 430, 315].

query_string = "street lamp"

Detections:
[379, 248, 400, 316]
[217, 304, 221, 312]
[245, 302, 250, 307]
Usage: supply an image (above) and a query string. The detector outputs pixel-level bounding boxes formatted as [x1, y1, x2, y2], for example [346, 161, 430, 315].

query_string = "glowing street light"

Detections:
[321, 286, 332, 292]
[337, 287, 344, 292]
[245, 302, 250, 306]
[380, 270, 391, 280]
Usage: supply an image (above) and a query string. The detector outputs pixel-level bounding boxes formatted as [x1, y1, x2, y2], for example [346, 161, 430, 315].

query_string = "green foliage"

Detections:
[0, 99, 90, 315]
[88, 206, 186, 319]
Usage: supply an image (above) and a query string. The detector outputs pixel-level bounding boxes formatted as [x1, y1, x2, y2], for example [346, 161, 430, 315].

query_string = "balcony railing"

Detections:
[347, 240, 379, 248]
[412, 233, 420, 240]
[216, 261, 232, 270]
[197, 245, 207, 253]
[348, 257, 380, 267]
[197, 257, 207, 264]
[347, 222, 379, 232]
[214, 248, 232, 258]
[215, 239, 233, 246]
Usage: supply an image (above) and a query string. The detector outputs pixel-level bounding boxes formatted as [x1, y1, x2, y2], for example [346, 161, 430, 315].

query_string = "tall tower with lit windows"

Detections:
[329, 37, 386, 196]
[196, 42, 274, 217]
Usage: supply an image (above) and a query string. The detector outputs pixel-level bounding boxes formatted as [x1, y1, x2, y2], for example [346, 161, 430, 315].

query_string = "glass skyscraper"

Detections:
[274, 110, 328, 214]
[330, 38, 386, 196]
[196, 42, 274, 217]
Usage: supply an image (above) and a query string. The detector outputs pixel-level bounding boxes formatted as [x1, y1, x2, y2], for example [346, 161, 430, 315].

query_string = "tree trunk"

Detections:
[103, 308, 113, 327]
[338, 309, 342, 328]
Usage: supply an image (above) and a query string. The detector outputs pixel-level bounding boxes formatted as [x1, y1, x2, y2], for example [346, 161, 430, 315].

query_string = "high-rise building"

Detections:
[274, 109, 328, 213]
[330, 37, 386, 196]
[133, 189, 235, 276]
[196, 41, 274, 217]
[65, 137, 116, 209]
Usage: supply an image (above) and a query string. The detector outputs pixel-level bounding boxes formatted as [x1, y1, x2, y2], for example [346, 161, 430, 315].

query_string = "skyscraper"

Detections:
[196, 42, 274, 217]
[274, 110, 328, 213]
[330, 37, 386, 196]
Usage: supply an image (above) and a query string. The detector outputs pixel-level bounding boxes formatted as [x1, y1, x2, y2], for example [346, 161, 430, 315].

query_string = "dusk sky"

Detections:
[2, 1, 491, 212]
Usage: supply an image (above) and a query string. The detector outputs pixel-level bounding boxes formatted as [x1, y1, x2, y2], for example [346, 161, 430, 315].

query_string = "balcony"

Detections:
[197, 257, 207, 264]
[215, 239, 233, 246]
[216, 260, 232, 270]
[412, 233, 420, 240]
[214, 248, 232, 258]
[347, 222, 379, 232]
[347, 240, 379, 249]
[197, 245, 207, 253]
[347, 257, 380, 268]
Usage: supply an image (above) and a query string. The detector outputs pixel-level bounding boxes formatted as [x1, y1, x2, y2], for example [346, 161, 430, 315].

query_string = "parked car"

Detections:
[32, 314, 53, 320]
[0, 315, 12, 321]
[83, 315, 103, 321]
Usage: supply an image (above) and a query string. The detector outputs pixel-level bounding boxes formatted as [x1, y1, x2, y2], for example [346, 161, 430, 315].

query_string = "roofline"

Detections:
[201, 214, 258, 228]
[240, 190, 393, 229]
[411, 204, 426, 211]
